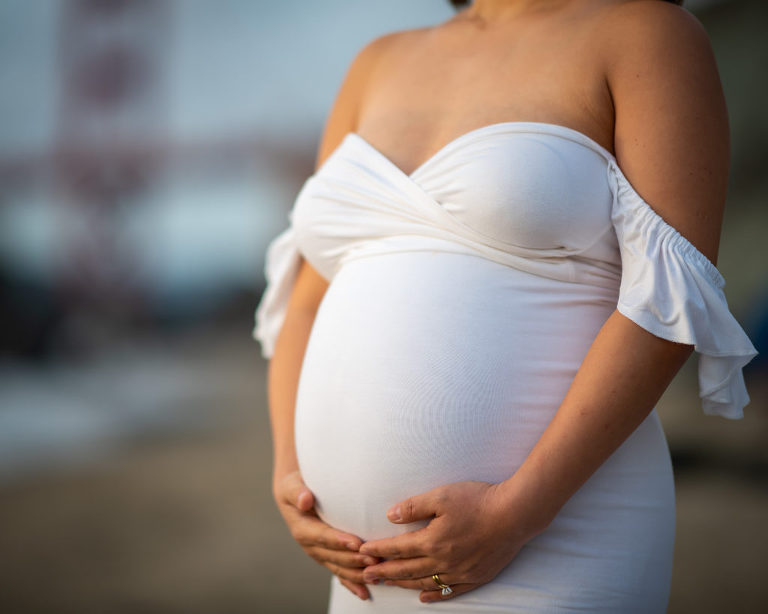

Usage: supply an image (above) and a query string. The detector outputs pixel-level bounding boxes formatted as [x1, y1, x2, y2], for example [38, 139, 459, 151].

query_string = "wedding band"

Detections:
[432, 573, 453, 596]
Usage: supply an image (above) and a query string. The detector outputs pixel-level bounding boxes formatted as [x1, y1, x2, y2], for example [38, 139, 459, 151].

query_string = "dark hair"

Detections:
[449, 0, 683, 7]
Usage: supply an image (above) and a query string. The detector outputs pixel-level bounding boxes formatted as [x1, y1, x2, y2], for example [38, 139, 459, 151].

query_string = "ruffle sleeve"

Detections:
[252, 222, 302, 359]
[606, 159, 758, 419]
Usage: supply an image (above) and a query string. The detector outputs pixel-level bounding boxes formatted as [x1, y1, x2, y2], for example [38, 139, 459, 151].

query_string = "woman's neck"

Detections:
[464, 0, 573, 23]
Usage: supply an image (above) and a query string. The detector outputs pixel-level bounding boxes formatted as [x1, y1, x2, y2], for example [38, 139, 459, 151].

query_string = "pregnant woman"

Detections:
[253, 0, 757, 611]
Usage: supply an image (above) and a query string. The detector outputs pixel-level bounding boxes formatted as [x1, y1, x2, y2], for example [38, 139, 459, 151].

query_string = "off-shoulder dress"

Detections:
[253, 122, 757, 613]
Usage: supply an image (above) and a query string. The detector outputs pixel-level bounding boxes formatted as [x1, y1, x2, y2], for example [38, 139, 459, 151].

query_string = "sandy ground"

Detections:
[0, 325, 766, 614]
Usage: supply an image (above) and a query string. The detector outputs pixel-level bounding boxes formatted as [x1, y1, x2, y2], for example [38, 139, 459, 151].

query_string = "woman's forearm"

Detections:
[266, 259, 328, 486]
[267, 303, 318, 484]
[497, 309, 694, 533]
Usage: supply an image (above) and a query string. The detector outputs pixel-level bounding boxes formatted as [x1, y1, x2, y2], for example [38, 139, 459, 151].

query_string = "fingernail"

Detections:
[346, 542, 358, 551]
[363, 574, 379, 584]
[362, 556, 377, 566]
[387, 505, 401, 522]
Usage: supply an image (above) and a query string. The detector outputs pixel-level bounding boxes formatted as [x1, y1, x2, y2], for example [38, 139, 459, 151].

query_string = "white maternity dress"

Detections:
[252, 122, 757, 613]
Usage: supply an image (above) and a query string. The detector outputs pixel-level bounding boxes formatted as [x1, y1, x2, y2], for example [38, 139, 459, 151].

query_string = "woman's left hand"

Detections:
[358, 480, 547, 603]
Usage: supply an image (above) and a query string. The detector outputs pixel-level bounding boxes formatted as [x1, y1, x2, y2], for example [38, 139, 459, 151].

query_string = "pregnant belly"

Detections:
[294, 252, 616, 540]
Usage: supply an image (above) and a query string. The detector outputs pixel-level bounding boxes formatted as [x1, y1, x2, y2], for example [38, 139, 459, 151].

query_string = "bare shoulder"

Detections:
[598, 0, 707, 35]
[314, 28, 428, 168]
[595, 0, 729, 263]
[351, 27, 420, 68]
[596, 0, 713, 66]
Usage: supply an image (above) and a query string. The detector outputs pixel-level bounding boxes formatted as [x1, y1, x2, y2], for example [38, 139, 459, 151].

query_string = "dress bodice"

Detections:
[254, 121, 757, 419]
[291, 122, 622, 288]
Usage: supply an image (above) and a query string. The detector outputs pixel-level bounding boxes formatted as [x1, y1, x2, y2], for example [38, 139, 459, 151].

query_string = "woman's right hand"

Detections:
[273, 470, 378, 600]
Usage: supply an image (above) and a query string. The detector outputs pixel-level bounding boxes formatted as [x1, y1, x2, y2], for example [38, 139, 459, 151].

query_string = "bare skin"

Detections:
[269, 0, 729, 603]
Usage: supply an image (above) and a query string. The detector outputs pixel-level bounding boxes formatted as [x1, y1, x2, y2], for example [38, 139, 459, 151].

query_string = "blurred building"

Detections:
[1, 0, 309, 360]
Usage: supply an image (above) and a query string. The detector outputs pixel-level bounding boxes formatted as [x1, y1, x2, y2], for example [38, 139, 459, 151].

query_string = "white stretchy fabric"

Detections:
[252, 122, 757, 613]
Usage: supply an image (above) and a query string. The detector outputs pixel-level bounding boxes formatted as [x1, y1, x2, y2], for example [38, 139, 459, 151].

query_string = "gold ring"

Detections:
[432, 573, 453, 596]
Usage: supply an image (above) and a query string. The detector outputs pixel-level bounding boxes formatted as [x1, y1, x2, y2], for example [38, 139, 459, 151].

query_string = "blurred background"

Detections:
[0, 0, 766, 612]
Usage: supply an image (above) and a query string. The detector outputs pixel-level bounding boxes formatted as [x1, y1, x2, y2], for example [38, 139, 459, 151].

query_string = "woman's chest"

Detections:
[355, 16, 614, 177]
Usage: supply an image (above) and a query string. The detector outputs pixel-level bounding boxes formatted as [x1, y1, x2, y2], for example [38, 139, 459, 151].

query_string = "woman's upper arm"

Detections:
[603, 1, 729, 264]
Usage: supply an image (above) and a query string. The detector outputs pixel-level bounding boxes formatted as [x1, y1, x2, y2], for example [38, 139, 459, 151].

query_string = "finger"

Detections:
[385, 490, 441, 525]
[305, 546, 379, 569]
[383, 574, 454, 592]
[358, 530, 427, 559]
[382, 578, 432, 590]
[420, 582, 478, 603]
[279, 471, 315, 512]
[323, 561, 367, 584]
[296, 488, 314, 512]
[363, 557, 435, 583]
[287, 510, 363, 552]
[338, 577, 369, 601]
